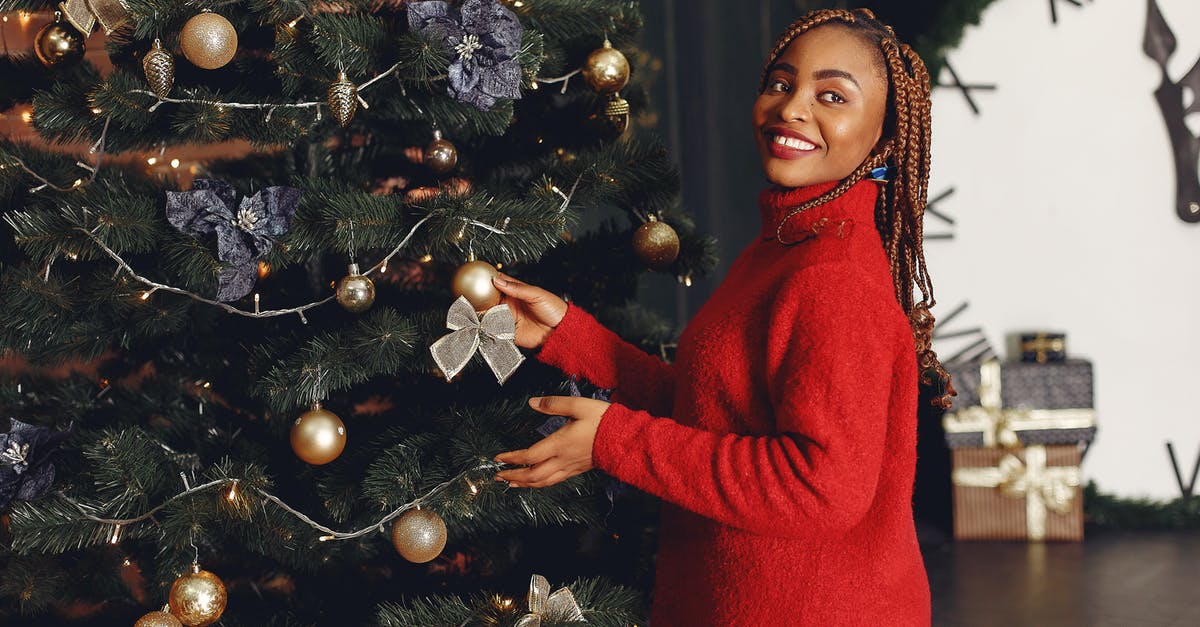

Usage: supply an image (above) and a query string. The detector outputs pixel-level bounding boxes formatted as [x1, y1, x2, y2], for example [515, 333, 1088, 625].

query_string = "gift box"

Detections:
[944, 359, 1096, 449]
[942, 359, 1096, 541]
[951, 444, 1083, 541]
[1018, 332, 1067, 363]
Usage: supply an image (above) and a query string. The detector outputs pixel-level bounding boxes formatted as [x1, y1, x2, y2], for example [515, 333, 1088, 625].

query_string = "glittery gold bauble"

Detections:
[423, 133, 458, 175]
[327, 70, 358, 127]
[390, 509, 447, 563]
[167, 564, 226, 627]
[603, 93, 631, 137]
[451, 260, 500, 311]
[632, 218, 680, 270]
[143, 38, 176, 100]
[582, 40, 630, 94]
[180, 11, 238, 70]
[290, 402, 346, 465]
[34, 14, 85, 69]
[135, 609, 184, 627]
[335, 263, 375, 313]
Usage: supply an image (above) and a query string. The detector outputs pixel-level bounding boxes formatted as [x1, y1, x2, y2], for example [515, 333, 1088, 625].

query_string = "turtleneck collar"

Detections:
[758, 179, 880, 243]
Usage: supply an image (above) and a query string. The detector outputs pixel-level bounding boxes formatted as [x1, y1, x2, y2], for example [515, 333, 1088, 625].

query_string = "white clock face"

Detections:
[925, 0, 1200, 499]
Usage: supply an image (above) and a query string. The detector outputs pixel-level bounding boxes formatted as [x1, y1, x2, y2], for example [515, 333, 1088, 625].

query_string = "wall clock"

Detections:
[1145, 0, 1200, 223]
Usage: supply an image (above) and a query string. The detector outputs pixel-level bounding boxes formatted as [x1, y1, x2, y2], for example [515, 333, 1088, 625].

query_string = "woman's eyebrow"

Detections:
[767, 61, 798, 76]
[813, 68, 860, 88]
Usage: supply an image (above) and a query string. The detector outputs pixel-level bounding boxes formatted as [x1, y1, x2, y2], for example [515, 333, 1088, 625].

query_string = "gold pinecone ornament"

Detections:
[327, 71, 359, 127]
[604, 93, 631, 137]
[143, 38, 175, 100]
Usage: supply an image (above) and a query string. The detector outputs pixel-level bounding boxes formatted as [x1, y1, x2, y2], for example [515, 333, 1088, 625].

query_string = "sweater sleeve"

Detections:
[535, 303, 675, 416]
[591, 269, 903, 539]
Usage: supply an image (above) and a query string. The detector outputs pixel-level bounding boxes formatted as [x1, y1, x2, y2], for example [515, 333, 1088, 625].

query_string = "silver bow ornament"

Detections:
[514, 574, 586, 627]
[59, 0, 129, 35]
[430, 296, 524, 384]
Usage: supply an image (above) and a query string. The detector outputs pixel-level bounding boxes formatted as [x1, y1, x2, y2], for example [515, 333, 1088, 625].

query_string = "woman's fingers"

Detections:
[526, 395, 562, 415]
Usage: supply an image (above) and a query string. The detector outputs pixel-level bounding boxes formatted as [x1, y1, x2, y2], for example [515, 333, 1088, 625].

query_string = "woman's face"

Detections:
[753, 25, 888, 188]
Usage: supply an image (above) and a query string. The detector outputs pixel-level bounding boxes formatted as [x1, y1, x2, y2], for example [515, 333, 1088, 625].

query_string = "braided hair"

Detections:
[762, 8, 954, 407]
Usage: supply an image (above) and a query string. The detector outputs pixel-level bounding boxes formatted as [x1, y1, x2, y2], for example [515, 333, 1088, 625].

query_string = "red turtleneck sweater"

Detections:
[537, 180, 930, 626]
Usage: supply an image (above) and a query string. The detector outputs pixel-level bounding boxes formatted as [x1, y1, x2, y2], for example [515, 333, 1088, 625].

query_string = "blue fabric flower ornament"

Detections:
[408, 0, 524, 111]
[0, 418, 74, 510]
[165, 179, 302, 302]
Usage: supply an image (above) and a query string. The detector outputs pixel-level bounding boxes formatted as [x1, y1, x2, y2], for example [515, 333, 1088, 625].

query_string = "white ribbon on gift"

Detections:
[943, 359, 1097, 448]
[951, 445, 1081, 541]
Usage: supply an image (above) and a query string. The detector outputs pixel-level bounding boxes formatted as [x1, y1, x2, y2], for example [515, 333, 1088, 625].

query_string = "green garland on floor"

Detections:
[1084, 483, 1200, 530]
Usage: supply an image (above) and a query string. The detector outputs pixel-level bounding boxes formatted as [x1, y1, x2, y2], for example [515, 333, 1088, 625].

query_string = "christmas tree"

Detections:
[0, 1, 714, 624]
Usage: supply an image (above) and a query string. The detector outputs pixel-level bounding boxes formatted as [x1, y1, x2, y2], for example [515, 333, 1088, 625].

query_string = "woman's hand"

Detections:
[491, 272, 568, 350]
[494, 396, 610, 488]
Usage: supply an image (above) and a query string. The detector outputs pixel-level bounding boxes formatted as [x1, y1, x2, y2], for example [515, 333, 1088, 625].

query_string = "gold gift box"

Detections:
[951, 444, 1083, 541]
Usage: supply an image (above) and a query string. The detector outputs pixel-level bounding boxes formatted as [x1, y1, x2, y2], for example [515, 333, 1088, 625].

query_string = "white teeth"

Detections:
[773, 135, 816, 150]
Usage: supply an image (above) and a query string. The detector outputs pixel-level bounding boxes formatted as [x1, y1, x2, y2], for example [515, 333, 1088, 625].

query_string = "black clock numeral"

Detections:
[1050, 0, 1093, 25]
[935, 61, 996, 117]
[925, 187, 955, 240]
[932, 300, 997, 366]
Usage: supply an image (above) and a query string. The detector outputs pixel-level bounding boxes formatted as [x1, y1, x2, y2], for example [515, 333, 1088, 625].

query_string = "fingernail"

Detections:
[493, 276, 508, 287]
[529, 396, 541, 407]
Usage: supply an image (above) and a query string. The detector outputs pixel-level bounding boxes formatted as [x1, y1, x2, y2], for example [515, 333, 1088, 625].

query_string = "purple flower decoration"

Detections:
[165, 179, 302, 302]
[408, 0, 524, 111]
[0, 418, 74, 510]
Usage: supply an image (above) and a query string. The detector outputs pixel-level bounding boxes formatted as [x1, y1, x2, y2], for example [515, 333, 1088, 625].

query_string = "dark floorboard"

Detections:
[921, 528, 1200, 627]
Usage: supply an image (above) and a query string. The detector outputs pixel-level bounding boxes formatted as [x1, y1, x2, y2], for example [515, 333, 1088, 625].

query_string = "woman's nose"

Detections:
[778, 91, 811, 123]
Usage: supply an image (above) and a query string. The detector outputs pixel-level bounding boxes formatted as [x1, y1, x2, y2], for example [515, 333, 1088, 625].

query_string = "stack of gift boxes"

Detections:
[942, 333, 1097, 541]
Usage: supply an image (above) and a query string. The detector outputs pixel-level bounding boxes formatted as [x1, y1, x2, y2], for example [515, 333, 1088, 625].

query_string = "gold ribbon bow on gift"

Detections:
[59, 0, 129, 35]
[943, 359, 1096, 448]
[952, 445, 1081, 541]
[514, 574, 586, 627]
[430, 296, 525, 384]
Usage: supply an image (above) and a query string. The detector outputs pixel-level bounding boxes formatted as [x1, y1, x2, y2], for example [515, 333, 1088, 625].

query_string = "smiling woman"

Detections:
[492, 8, 949, 626]
[754, 25, 888, 188]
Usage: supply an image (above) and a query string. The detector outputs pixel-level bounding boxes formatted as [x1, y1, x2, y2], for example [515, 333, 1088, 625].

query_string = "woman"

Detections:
[493, 9, 951, 625]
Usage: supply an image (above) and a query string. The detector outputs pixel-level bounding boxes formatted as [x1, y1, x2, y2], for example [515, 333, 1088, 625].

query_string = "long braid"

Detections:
[763, 9, 955, 407]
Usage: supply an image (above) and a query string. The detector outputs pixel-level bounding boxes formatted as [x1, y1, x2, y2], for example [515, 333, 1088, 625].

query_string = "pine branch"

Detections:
[374, 575, 644, 627]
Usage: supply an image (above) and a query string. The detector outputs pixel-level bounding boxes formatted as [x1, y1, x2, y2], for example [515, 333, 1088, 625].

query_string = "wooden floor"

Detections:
[922, 528, 1200, 626]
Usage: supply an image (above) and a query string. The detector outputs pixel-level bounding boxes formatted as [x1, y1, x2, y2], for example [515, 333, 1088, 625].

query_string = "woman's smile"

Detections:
[765, 125, 821, 159]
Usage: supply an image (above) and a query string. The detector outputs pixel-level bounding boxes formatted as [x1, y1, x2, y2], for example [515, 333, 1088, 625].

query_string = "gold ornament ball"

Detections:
[390, 509, 447, 563]
[135, 610, 184, 627]
[423, 136, 458, 175]
[34, 18, 85, 69]
[632, 219, 680, 270]
[143, 38, 176, 101]
[167, 564, 227, 627]
[290, 403, 347, 465]
[336, 263, 375, 313]
[180, 11, 238, 70]
[582, 41, 630, 94]
[452, 260, 500, 311]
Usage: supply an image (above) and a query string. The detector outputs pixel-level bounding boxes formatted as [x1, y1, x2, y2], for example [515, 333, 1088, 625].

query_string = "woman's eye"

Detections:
[767, 80, 790, 93]
[818, 91, 846, 104]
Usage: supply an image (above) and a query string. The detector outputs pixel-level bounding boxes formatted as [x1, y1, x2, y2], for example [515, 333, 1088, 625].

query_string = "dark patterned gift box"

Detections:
[942, 359, 1097, 541]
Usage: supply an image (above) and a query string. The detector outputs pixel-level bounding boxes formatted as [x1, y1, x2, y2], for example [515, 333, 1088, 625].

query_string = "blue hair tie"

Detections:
[869, 166, 890, 182]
